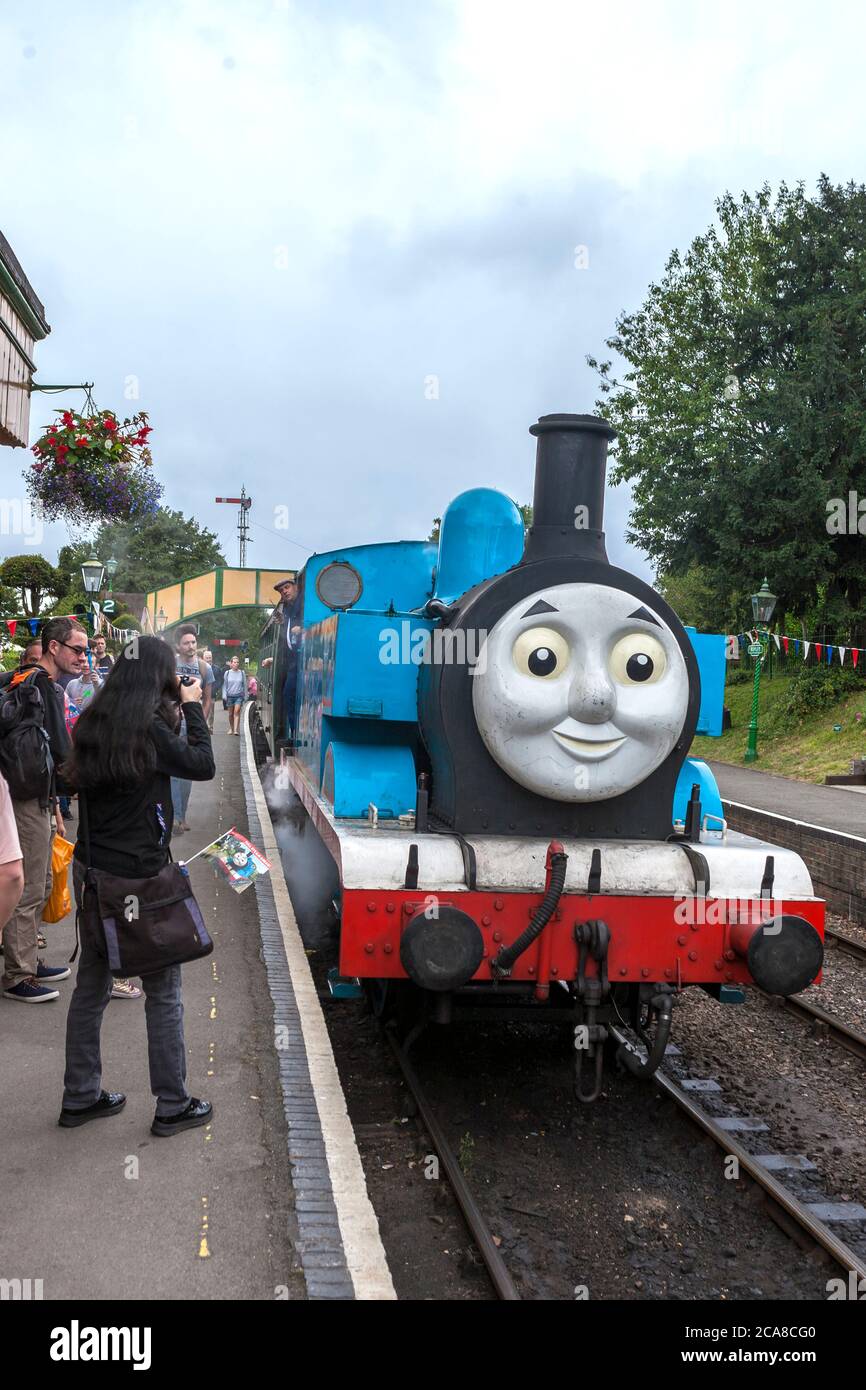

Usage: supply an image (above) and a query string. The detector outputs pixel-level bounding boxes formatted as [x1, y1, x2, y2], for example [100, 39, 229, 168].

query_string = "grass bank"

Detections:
[691, 671, 866, 783]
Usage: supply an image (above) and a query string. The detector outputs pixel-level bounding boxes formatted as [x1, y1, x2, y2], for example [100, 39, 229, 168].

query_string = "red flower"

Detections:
[61, 411, 74, 427]
[104, 417, 118, 432]
[75, 436, 89, 448]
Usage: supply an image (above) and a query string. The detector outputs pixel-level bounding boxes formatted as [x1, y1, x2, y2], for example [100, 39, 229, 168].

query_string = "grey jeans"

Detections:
[62, 864, 191, 1117]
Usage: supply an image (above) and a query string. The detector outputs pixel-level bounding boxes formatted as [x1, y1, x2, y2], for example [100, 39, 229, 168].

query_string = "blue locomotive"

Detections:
[256, 414, 823, 1099]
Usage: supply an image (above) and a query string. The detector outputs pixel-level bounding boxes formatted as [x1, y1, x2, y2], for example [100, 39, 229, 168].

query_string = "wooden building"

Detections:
[0, 231, 50, 449]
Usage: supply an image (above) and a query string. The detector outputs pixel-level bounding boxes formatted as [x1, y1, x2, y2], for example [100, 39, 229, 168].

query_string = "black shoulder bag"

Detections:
[76, 792, 213, 977]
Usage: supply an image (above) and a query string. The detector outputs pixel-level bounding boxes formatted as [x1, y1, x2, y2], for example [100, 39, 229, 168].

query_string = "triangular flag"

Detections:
[782, 636, 789, 655]
[839, 647, 846, 664]
[854, 649, 860, 669]
[803, 641, 811, 659]
[772, 632, 780, 650]
[28, 618, 39, 636]
[6, 620, 16, 637]
[795, 639, 800, 655]
[815, 643, 822, 660]
[827, 645, 834, 663]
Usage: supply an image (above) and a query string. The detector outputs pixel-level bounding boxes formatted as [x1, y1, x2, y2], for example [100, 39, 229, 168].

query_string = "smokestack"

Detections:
[522, 414, 617, 564]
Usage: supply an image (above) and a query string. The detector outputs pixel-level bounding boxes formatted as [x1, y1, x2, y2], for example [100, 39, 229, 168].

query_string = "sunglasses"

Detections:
[59, 641, 89, 656]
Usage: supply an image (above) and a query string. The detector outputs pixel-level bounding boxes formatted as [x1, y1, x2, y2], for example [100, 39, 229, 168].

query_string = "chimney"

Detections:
[522, 414, 617, 564]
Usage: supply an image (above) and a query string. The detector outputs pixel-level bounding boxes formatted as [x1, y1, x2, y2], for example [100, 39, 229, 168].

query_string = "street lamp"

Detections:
[105, 555, 118, 593]
[156, 607, 167, 634]
[80, 555, 105, 596]
[745, 578, 777, 763]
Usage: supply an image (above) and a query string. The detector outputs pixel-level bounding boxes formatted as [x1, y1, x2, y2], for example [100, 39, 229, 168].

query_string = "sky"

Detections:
[2, 0, 866, 588]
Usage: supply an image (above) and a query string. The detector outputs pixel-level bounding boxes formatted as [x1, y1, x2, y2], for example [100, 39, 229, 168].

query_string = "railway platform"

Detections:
[0, 707, 393, 1302]
[708, 761, 866, 837]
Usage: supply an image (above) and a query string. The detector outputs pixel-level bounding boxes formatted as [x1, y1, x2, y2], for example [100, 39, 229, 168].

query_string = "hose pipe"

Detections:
[616, 992, 673, 1080]
[492, 844, 568, 977]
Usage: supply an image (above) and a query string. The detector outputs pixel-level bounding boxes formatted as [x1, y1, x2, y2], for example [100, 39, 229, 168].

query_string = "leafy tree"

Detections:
[589, 176, 866, 642]
[75, 510, 227, 594]
[0, 555, 62, 616]
[656, 562, 747, 634]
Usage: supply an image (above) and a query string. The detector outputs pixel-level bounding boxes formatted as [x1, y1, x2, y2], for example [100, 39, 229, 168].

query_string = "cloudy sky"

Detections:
[2, 0, 864, 585]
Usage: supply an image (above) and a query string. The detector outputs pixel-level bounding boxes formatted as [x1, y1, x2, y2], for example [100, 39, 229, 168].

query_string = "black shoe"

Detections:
[59, 1090, 127, 1128]
[151, 1097, 212, 1137]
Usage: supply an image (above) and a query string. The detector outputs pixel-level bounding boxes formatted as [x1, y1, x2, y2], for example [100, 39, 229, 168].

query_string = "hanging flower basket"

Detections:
[27, 408, 163, 524]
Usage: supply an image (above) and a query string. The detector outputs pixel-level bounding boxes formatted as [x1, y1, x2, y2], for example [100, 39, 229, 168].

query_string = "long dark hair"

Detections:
[63, 636, 181, 790]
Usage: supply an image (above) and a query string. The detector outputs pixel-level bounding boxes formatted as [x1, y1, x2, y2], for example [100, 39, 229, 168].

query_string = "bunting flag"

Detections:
[6, 620, 16, 638]
[733, 631, 866, 665]
[28, 619, 38, 636]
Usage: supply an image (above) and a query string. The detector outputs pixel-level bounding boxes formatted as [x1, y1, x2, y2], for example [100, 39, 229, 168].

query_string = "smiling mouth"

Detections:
[552, 731, 626, 759]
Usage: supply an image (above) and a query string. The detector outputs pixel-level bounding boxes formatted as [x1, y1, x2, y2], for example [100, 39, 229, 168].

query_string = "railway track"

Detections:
[384, 1026, 521, 1300]
[825, 924, 866, 963]
[612, 1025, 866, 1284]
[759, 924, 866, 1063]
[768, 991, 866, 1064]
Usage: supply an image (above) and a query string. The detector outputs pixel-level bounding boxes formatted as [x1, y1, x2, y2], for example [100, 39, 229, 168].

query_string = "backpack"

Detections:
[0, 668, 54, 802]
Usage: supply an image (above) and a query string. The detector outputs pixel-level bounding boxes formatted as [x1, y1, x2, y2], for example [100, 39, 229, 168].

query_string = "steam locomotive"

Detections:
[256, 415, 824, 1099]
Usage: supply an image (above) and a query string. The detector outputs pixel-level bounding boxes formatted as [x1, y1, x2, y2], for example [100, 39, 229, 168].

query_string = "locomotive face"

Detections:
[471, 582, 689, 803]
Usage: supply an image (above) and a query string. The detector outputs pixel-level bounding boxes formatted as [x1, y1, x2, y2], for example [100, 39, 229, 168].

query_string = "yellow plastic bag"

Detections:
[42, 835, 75, 923]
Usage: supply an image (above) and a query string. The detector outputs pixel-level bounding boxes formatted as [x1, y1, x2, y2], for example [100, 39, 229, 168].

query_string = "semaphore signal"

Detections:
[215, 485, 252, 566]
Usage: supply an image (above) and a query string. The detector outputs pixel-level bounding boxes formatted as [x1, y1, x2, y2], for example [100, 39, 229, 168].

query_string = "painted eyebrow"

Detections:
[627, 606, 661, 627]
[521, 599, 558, 618]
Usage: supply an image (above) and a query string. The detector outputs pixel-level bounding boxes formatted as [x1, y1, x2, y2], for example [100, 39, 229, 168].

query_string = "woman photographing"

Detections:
[58, 636, 216, 1136]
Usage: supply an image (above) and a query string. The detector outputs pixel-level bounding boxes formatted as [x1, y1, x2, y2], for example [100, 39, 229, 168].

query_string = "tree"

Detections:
[589, 176, 866, 642]
[0, 555, 62, 616]
[656, 563, 747, 634]
[83, 510, 226, 594]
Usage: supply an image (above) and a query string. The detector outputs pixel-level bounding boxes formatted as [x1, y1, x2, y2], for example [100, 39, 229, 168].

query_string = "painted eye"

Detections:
[512, 627, 570, 679]
[609, 632, 667, 685]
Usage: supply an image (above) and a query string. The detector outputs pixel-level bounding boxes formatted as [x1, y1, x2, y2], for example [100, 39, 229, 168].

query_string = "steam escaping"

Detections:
[261, 765, 340, 951]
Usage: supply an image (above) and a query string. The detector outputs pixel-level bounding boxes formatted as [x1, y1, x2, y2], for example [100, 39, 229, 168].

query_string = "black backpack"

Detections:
[0, 668, 54, 802]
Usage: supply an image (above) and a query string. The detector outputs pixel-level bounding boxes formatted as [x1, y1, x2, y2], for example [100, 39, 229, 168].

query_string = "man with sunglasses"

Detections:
[0, 617, 86, 1002]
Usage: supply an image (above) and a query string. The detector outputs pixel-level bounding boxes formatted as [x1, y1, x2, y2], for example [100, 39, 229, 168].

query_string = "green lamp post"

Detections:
[744, 578, 777, 763]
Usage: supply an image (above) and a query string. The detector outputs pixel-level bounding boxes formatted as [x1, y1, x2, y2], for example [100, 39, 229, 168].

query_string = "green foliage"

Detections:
[589, 176, 866, 642]
[725, 665, 752, 686]
[656, 562, 746, 632]
[781, 663, 863, 723]
[65, 510, 227, 594]
[0, 555, 62, 616]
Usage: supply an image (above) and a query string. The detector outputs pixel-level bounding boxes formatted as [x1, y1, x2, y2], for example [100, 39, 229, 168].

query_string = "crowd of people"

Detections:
[0, 619, 254, 1137]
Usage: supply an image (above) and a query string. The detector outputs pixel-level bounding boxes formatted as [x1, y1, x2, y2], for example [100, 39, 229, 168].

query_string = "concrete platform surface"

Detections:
[708, 760, 866, 839]
[0, 709, 304, 1301]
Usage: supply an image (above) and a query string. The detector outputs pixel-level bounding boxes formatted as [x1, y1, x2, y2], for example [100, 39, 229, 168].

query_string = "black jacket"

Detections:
[75, 702, 215, 878]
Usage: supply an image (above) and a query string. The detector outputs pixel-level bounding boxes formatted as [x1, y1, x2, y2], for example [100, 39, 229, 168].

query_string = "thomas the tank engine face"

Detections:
[471, 582, 689, 803]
